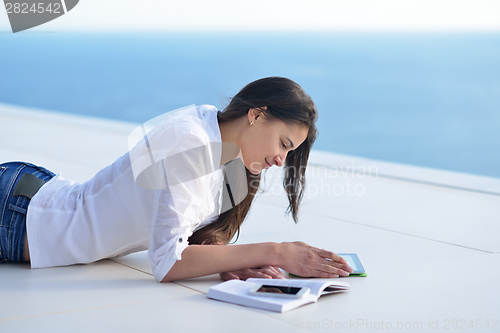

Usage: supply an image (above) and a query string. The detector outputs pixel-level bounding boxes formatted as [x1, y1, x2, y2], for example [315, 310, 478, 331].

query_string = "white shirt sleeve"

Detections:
[143, 118, 220, 282]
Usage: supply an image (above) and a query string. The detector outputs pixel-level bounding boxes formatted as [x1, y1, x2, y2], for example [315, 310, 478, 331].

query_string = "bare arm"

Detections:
[162, 242, 277, 282]
[161, 241, 353, 282]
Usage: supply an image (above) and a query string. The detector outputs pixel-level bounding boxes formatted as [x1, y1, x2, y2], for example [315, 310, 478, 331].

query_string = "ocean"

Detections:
[1, 31, 499, 178]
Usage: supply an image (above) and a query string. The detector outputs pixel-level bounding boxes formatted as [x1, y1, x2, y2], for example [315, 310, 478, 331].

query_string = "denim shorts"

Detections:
[0, 161, 55, 263]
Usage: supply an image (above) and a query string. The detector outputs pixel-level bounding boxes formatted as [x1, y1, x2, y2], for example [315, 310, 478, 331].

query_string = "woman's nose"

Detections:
[274, 153, 286, 167]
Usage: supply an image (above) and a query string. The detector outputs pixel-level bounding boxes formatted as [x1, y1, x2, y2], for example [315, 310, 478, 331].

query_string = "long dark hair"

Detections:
[188, 77, 318, 245]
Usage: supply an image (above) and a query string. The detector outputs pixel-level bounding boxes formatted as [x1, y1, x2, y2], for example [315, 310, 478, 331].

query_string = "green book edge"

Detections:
[289, 273, 367, 278]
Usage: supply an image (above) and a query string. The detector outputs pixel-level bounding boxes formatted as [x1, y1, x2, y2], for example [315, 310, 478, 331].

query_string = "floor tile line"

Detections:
[108, 259, 153, 276]
[108, 259, 207, 293]
[171, 282, 207, 294]
[315, 213, 495, 254]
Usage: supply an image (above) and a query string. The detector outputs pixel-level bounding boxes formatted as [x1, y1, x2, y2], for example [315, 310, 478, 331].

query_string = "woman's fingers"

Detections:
[313, 247, 348, 265]
[279, 242, 354, 279]
[320, 262, 350, 277]
[221, 267, 283, 281]
[310, 247, 354, 275]
[321, 258, 354, 274]
[272, 267, 285, 279]
[306, 247, 352, 277]
[315, 269, 340, 278]
[242, 270, 272, 279]
[298, 263, 347, 278]
[257, 266, 285, 279]
[220, 271, 240, 281]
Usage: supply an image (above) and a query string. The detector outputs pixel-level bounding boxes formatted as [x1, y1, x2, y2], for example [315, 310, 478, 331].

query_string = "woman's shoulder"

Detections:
[174, 104, 217, 130]
[129, 105, 220, 165]
[163, 105, 220, 144]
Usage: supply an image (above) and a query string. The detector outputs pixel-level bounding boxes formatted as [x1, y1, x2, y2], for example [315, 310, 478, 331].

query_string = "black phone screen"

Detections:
[256, 285, 302, 295]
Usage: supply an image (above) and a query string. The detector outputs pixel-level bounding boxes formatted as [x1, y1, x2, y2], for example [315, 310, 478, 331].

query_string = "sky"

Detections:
[1, 0, 500, 32]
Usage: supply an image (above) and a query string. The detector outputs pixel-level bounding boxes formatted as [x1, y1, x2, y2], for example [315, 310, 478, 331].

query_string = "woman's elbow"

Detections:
[161, 270, 177, 282]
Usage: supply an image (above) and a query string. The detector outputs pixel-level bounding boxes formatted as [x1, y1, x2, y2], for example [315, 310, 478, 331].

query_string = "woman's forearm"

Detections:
[161, 242, 281, 282]
[161, 241, 354, 282]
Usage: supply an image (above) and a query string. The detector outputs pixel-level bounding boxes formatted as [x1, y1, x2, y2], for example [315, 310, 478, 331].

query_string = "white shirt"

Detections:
[26, 105, 225, 282]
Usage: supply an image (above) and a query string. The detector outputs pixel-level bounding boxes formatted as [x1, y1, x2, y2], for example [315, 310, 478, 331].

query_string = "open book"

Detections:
[207, 278, 350, 313]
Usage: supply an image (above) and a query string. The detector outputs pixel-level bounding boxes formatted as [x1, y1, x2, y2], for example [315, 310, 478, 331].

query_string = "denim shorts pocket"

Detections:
[6, 200, 29, 262]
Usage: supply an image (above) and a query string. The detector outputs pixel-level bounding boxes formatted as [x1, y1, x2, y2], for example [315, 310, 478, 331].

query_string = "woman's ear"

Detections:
[248, 107, 268, 123]
[247, 108, 257, 124]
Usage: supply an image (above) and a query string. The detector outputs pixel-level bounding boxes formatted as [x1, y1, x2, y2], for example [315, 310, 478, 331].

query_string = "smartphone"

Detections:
[248, 284, 310, 299]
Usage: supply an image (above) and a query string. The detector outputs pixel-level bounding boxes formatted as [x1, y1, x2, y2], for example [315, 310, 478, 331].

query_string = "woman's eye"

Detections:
[281, 141, 287, 149]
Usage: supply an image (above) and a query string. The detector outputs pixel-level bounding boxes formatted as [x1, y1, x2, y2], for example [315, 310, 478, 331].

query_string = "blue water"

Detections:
[1, 31, 499, 178]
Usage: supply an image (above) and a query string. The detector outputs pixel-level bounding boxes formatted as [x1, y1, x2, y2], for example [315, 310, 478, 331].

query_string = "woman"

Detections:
[0, 77, 353, 282]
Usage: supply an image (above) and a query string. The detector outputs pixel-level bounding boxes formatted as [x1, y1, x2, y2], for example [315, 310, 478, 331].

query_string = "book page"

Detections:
[208, 280, 317, 312]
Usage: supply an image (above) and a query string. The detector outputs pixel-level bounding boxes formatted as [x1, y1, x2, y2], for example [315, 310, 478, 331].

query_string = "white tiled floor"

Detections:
[1, 102, 499, 332]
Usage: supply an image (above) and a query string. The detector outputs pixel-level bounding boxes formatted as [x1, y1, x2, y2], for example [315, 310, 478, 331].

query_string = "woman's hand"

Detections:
[219, 265, 285, 281]
[277, 241, 353, 278]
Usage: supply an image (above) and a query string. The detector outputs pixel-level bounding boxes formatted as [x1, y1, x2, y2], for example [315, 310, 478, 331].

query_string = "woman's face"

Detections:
[238, 108, 309, 175]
